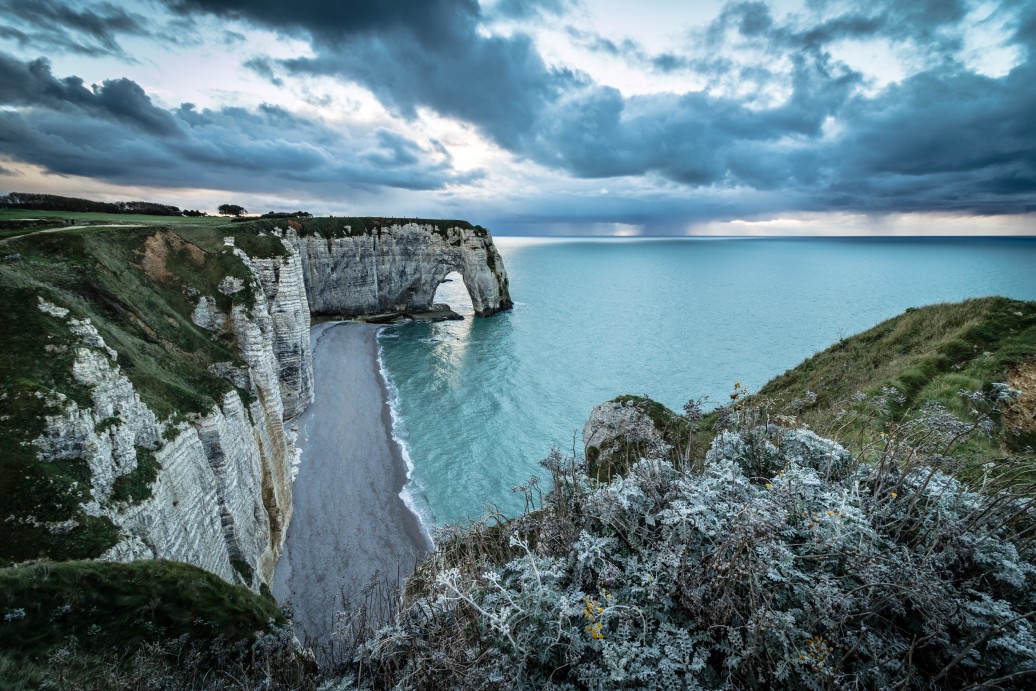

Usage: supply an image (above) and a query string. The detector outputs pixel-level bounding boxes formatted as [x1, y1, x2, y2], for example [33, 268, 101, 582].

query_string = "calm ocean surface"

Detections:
[377, 237, 1036, 527]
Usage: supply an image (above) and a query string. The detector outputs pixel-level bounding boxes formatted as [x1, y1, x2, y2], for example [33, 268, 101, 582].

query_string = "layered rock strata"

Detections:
[293, 223, 512, 317]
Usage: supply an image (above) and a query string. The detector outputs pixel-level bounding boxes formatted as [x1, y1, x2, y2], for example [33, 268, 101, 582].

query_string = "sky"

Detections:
[0, 0, 1034, 235]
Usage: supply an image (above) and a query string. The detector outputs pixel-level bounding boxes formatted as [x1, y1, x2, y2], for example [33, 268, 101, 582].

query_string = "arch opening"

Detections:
[432, 271, 475, 317]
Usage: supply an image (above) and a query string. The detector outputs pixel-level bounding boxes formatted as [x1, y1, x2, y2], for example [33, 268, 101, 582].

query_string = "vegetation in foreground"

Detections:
[0, 560, 315, 690]
[322, 299, 1036, 689]
[335, 381, 1036, 689]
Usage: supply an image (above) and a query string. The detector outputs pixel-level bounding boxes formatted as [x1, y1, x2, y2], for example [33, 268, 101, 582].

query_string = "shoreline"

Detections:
[370, 325, 436, 551]
[376, 337, 438, 544]
[272, 321, 431, 663]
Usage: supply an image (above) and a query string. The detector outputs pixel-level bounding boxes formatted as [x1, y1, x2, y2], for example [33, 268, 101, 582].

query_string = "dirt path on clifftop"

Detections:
[272, 322, 431, 665]
[0, 224, 144, 245]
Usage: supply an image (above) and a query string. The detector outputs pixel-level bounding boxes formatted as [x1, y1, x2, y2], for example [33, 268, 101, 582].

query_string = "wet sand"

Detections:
[272, 322, 431, 662]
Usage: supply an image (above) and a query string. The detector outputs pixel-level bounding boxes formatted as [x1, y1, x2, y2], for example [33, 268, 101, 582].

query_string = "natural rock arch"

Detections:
[432, 270, 475, 315]
[295, 222, 512, 318]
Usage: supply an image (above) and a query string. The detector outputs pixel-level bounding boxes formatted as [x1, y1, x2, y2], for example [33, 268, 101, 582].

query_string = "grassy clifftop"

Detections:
[234, 215, 489, 239]
[760, 297, 1036, 449]
[588, 298, 1036, 480]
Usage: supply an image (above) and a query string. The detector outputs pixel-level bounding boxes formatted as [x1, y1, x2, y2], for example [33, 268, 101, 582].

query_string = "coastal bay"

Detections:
[272, 322, 431, 659]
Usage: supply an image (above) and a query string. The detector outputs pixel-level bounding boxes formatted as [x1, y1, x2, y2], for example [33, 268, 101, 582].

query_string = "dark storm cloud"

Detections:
[549, 0, 1036, 216]
[172, 0, 864, 182]
[280, 36, 577, 151]
[808, 61, 1036, 214]
[0, 0, 150, 57]
[674, 0, 1036, 215]
[706, 0, 969, 53]
[530, 56, 860, 185]
[0, 55, 179, 134]
[164, 0, 578, 148]
[164, 0, 480, 42]
[363, 130, 422, 168]
[0, 53, 477, 195]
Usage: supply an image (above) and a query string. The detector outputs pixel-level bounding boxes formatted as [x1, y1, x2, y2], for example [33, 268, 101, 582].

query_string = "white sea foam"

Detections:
[376, 333, 437, 547]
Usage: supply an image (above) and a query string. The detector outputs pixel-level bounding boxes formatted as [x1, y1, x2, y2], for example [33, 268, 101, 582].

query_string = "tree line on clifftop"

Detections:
[1, 192, 311, 220]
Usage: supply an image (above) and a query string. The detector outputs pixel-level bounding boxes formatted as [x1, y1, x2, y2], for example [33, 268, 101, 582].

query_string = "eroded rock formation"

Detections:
[294, 223, 512, 317]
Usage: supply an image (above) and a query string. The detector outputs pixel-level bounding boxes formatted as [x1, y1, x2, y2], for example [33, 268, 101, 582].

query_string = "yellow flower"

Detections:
[765, 483, 774, 489]
[891, 492, 898, 498]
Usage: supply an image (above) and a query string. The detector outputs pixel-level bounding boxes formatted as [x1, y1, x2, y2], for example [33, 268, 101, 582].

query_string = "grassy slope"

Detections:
[0, 560, 283, 689]
[0, 210, 233, 240]
[758, 297, 1036, 454]
[0, 208, 232, 224]
[594, 298, 1036, 479]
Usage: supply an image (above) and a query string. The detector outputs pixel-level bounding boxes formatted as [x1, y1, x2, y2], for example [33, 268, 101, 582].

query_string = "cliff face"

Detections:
[11, 221, 508, 590]
[31, 241, 304, 589]
[294, 223, 512, 317]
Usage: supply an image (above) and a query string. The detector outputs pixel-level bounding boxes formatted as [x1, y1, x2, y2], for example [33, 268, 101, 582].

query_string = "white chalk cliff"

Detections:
[29, 223, 510, 590]
[295, 223, 512, 317]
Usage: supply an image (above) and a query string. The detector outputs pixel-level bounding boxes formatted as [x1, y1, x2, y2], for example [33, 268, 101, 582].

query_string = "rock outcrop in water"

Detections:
[294, 223, 512, 317]
[11, 221, 509, 591]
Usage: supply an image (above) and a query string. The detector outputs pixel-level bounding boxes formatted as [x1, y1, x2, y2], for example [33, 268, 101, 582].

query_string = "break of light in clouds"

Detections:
[0, 0, 1033, 235]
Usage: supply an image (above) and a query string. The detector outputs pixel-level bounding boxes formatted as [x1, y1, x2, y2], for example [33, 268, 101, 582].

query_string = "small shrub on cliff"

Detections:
[336, 389, 1036, 689]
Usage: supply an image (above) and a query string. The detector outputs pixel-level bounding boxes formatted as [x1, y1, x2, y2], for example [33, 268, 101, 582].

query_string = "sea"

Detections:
[375, 237, 1036, 529]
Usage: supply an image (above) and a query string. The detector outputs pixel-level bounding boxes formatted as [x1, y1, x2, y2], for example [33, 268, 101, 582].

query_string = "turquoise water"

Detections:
[377, 237, 1036, 526]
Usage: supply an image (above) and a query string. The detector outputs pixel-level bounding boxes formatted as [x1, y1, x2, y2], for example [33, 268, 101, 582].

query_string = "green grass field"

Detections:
[0, 208, 233, 225]
[0, 210, 235, 241]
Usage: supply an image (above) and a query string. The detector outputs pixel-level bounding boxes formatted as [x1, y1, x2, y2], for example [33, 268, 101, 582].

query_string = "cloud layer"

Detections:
[0, 0, 1033, 229]
[0, 53, 476, 195]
